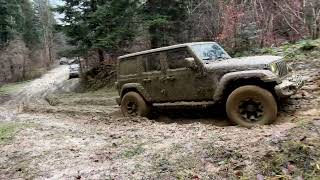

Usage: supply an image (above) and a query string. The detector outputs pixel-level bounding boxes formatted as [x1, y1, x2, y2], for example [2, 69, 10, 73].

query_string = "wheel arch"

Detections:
[213, 70, 279, 103]
[120, 83, 152, 102]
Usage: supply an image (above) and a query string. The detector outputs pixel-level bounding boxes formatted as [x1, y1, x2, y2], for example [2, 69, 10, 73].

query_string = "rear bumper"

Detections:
[275, 74, 304, 97]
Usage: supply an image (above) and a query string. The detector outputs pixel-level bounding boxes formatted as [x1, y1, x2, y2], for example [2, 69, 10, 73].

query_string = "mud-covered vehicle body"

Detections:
[115, 42, 304, 127]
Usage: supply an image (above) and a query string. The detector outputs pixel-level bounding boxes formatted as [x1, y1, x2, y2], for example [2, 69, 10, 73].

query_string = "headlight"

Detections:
[270, 63, 279, 75]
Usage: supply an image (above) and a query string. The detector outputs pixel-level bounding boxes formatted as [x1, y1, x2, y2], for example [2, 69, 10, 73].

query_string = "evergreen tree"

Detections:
[0, 0, 22, 47]
[91, 0, 138, 53]
[56, 0, 139, 60]
[56, 0, 96, 56]
[20, 0, 41, 49]
[142, 0, 188, 48]
[0, 0, 42, 49]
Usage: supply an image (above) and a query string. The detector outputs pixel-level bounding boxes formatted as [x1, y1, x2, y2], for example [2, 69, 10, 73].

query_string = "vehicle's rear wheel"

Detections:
[121, 92, 150, 117]
[226, 85, 277, 128]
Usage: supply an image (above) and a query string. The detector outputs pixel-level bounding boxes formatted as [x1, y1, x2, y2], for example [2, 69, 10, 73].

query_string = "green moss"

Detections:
[242, 38, 320, 62]
[260, 141, 320, 178]
[0, 122, 18, 143]
[204, 144, 242, 164]
[151, 153, 203, 179]
[0, 122, 34, 144]
[121, 144, 145, 158]
[0, 81, 30, 95]
[173, 155, 202, 180]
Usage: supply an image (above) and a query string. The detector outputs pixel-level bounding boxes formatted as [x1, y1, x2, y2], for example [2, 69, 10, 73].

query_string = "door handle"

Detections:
[143, 78, 152, 83]
[159, 77, 166, 81]
[166, 76, 176, 81]
[159, 76, 175, 81]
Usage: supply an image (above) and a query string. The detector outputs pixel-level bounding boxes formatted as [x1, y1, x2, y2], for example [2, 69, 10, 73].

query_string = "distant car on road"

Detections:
[59, 57, 68, 65]
[69, 63, 80, 79]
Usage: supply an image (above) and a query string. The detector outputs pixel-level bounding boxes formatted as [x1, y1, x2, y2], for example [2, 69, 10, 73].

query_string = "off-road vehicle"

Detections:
[69, 63, 80, 79]
[115, 42, 304, 127]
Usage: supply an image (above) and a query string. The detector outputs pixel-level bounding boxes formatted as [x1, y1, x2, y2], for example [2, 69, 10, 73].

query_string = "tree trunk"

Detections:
[22, 55, 26, 80]
[90, 0, 97, 12]
[98, 49, 104, 62]
[149, 26, 159, 49]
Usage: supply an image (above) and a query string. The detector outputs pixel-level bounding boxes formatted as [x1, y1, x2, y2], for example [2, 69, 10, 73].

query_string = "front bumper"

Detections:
[275, 74, 304, 97]
[69, 72, 79, 78]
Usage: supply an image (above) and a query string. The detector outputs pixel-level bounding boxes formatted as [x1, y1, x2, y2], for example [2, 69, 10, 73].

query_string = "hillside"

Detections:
[0, 39, 319, 179]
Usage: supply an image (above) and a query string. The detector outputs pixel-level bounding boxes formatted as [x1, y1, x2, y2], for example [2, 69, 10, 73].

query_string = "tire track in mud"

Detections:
[6, 65, 78, 106]
[0, 65, 79, 121]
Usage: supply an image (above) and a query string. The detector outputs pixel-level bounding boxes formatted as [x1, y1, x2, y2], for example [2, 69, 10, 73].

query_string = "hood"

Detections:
[204, 55, 283, 71]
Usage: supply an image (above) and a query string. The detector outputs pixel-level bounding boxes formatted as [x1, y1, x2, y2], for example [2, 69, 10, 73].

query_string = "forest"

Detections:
[55, 0, 320, 64]
[0, 0, 319, 82]
[0, 0, 58, 84]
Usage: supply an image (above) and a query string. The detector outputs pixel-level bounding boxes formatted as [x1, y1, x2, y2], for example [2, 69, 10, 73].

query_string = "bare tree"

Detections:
[305, 0, 320, 39]
[34, 0, 55, 68]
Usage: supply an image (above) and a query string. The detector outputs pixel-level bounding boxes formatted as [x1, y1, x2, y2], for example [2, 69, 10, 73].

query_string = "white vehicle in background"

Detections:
[69, 63, 80, 79]
[59, 57, 68, 65]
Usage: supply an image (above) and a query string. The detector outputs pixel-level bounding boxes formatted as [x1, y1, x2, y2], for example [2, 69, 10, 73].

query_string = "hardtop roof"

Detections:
[118, 42, 216, 60]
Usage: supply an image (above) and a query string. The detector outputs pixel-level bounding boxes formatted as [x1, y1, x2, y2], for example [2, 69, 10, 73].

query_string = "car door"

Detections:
[161, 47, 213, 102]
[140, 52, 166, 102]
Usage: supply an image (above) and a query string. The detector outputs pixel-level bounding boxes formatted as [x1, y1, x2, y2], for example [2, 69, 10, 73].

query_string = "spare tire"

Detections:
[226, 85, 277, 128]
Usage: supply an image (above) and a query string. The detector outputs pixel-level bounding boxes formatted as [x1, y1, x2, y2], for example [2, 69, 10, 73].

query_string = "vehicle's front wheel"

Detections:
[121, 92, 150, 117]
[226, 85, 277, 128]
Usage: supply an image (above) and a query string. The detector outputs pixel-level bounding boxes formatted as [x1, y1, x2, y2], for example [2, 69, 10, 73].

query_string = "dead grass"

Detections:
[258, 121, 320, 179]
[151, 152, 203, 179]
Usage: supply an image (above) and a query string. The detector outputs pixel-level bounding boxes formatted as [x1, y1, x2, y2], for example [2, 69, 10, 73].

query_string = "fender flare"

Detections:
[120, 83, 152, 102]
[213, 70, 279, 102]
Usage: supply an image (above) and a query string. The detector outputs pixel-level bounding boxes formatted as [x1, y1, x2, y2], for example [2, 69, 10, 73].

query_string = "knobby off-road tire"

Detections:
[226, 85, 277, 128]
[121, 92, 150, 117]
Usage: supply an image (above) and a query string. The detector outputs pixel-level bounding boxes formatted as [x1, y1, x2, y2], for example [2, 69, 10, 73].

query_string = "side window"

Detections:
[143, 53, 161, 72]
[166, 48, 192, 69]
[119, 57, 137, 75]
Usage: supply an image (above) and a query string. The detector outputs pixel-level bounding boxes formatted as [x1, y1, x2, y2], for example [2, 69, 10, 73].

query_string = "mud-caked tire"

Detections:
[226, 85, 277, 128]
[121, 92, 150, 117]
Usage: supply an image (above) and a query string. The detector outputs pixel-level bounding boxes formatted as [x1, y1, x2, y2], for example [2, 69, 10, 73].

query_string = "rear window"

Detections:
[142, 53, 161, 72]
[119, 57, 137, 75]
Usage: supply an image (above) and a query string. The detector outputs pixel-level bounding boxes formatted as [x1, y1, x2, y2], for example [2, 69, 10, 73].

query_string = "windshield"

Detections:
[191, 43, 231, 62]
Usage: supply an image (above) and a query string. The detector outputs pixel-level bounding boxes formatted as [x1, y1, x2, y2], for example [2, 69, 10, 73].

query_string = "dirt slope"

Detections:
[5, 65, 79, 106]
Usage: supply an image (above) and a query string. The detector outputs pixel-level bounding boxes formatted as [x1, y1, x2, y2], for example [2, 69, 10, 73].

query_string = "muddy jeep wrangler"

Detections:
[115, 42, 304, 127]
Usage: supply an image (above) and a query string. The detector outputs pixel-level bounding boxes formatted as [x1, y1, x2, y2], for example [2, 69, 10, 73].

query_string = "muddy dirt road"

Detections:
[0, 60, 319, 179]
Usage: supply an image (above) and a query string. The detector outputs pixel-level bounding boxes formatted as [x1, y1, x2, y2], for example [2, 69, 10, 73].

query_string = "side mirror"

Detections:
[185, 57, 197, 70]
